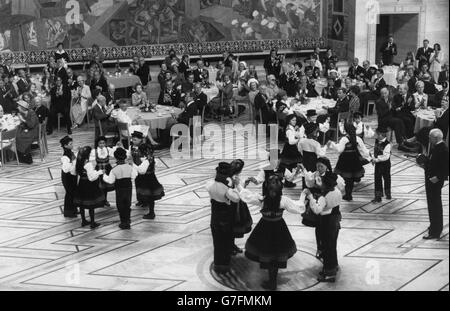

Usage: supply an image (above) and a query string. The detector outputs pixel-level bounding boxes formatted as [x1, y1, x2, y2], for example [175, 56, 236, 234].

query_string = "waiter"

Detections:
[420, 129, 449, 239]
[379, 36, 397, 66]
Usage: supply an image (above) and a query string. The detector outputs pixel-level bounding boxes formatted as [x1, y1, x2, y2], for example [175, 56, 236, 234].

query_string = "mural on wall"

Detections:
[0, 0, 325, 63]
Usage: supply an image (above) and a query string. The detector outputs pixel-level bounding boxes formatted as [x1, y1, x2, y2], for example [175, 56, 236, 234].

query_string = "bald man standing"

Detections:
[421, 129, 449, 239]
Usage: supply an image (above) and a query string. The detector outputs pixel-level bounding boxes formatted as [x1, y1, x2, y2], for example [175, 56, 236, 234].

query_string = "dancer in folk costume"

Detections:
[89, 136, 117, 207]
[280, 114, 303, 188]
[130, 131, 165, 219]
[60, 136, 78, 218]
[103, 148, 137, 230]
[73, 146, 105, 229]
[206, 162, 240, 274]
[229, 159, 253, 255]
[371, 126, 392, 203]
[240, 174, 304, 290]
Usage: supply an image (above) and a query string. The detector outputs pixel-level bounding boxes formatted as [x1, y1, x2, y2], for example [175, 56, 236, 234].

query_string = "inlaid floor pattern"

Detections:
[0, 116, 448, 291]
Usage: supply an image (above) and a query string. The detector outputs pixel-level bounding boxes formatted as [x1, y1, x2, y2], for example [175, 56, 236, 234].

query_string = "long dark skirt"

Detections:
[320, 207, 341, 274]
[96, 163, 115, 193]
[211, 200, 234, 269]
[61, 171, 77, 217]
[231, 201, 253, 238]
[245, 218, 297, 269]
[116, 178, 132, 224]
[74, 177, 105, 209]
[135, 173, 165, 204]
[335, 151, 365, 179]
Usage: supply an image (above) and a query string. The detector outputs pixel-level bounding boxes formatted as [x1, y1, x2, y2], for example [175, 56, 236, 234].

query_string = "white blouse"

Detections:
[89, 147, 117, 162]
[61, 155, 77, 175]
[298, 138, 327, 157]
[286, 125, 301, 145]
[303, 170, 346, 193]
[103, 164, 137, 184]
[205, 179, 240, 204]
[307, 188, 342, 216]
[239, 188, 304, 214]
[329, 136, 371, 161]
[84, 162, 103, 182]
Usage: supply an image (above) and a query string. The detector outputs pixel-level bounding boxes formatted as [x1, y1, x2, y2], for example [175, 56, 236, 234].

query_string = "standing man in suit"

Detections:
[416, 39, 434, 69]
[90, 70, 108, 94]
[66, 68, 78, 90]
[380, 36, 398, 66]
[438, 62, 449, 86]
[54, 59, 69, 86]
[50, 76, 72, 135]
[420, 129, 449, 239]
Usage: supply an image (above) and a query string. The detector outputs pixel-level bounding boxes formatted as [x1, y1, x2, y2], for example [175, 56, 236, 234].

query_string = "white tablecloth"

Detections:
[414, 108, 440, 134]
[202, 86, 219, 103]
[106, 74, 141, 89]
[286, 97, 336, 117]
[131, 106, 182, 130]
[383, 66, 399, 87]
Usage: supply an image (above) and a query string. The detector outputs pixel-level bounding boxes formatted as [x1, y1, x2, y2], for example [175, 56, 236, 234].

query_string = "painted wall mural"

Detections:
[0, 0, 325, 64]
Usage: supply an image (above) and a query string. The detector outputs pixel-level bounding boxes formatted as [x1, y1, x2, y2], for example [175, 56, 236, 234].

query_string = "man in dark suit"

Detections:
[1, 58, 15, 77]
[264, 49, 282, 79]
[348, 58, 365, 80]
[321, 77, 338, 100]
[158, 80, 181, 107]
[92, 95, 117, 139]
[193, 60, 209, 84]
[379, 36, 398, 66]
[104, 84, 119, 108]
[433, 82, 449, 108]
[54, 59, 69, 85]
[177, 93, 199, 126]
[421, 129, 449, 239]
[90, 70, 108, 94]
[50, 76, 72, 135]
[438, 63, 449, 85]
[422, 74, 438, 95]
[327, 88, 349, 128]
[15, 69, 31, 95]
[0, 79, 16, 114]
[136, 56, 151, 87]
[416, 39, 434, 68]
[181, 73, 195, 95]
[66, 68, 78, 90]
[193, 83, 207, 115]
[393, 84, 416, 138]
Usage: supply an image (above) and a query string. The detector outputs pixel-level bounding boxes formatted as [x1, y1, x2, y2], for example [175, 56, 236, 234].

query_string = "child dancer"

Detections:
[103, 148, 137, 229]
[60, 136, 77, 218]
[229, 159, 253, 255]
[371, 126, 392, 203]
[280, 114, 302, 188]
[131, 131, 165, 219]
[304, 172, 342, 283]
[339, 112, 375, 141]
[90, 136, 116, 207]
[240, 174, 304, 290]
[73, 146, 105, 229]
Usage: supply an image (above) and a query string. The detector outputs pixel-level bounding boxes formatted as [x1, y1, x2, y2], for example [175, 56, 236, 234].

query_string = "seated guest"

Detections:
[305, 66, 317, 89]
[132, 83, 149, 107]
[275, 90, 293, 124]
[33, 96, 50, 125]
[359, 60, 373, 82]
[160, 71, 174, 91]
[129, 56, 139, 75]
[15, 100, 39, 164]
[172, 64, 184, 88]
[254, 85, 276, 124]
[328, 69, 342, 88]
[348, 86, 361, 116]
[177, 93, 200, 126]
[90, 70, 108, 94]
[54, 42, 70, 63]
[323, 48, 338, 74]
[244, 64, 259, 82]
[359, 67, 386, 114]
[279, 66, 300, 97]
[413, 81, 429, 109]
[158, 63, 169, 90]
[248, 79, 260, 108]
[181, 73, 195, 95]
[158, 80, 181, 107]
[433, 81, 449, 108]
[104, 83, 119, 108]
[165, 49, 180, 72]
[136, 56, 151, 87]
[2, 57, 15, 77]
[418, 63, 432, 82]
[67, 68, 78, 90]
[393, 84, 416, 138]
[16, 69, 31, 95]
[321, 77, 338, 100]
[0, 78, 16, 114]
[50, 77, 72, 135]
[193, 60, 209, 84]
[343, 77, 353, 93]
[264, 49, 283, 80]
[348, 58, 364, 80]
[179, 54, 191, 78]
[438, 63, 449, 85]
[193, 83, 208, 116]
[266, 74, 280, 100]
[296, 76, 318, 99]
[114, 99, 133, 127]
[215, 61, 226, 82]
[71, 76, 92, 129]
[209, 74, 234, 116]
[376, 87, 412, 152]
[92, 95, 117, 139]
[371, 69, 387, 96]
[422, 74, 438, 95]
[406, 66, 419, 94]
[327, 88, 349, 127]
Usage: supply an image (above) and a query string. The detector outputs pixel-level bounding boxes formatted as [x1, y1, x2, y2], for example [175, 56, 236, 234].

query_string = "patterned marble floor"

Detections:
[0, 117, 448, 291]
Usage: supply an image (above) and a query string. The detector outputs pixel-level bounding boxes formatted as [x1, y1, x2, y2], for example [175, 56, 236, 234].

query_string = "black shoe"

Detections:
[104, 201, 111, 207]
[136, 201, 144, 208]
[343, 195, 353, 201]
[119, 223, 131, 230]
[231, 244, 243, 256]
[371, 197, 382, 204]
[81, 220, 91, 227]
[64, 214, 78, 218]
[284, 181, 296, 188]
[143, 212, 155, 220]
[261, 280, 277, 291]
[213, 266, 230, 275]
[386, 195, 392, 200]
[90, 222, 100, 229]
[18, 153, 33, 165]
[315, 250, 323, 260]
[67, 129, 72, 135]
[46, 131, 53, 135]
[317, 274, 336, 283]
[423, 234, 440, 240]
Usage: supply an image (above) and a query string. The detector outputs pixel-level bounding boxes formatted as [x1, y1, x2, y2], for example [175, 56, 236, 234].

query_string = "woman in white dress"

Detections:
[430, 43, 444, 83]
[71, 76, 91, 128]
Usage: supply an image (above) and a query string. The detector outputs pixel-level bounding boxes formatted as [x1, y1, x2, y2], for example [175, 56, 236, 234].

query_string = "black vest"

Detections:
[374, 139, 390, 158]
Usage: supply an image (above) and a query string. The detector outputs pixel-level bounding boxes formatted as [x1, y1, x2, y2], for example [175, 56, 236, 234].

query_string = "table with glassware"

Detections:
[382, 65, 399, 87]
[413, 107, 442, 134]
[285, 97, 337, 117]
[123, 106, 182, 131]
[106, 72, 142, 89]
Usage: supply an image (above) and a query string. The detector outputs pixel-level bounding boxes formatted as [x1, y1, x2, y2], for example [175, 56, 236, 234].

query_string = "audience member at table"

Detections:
[92, 95, 117, 139]
[328, 69, 341, 88]
[279, 66, 299, 97]
[264, 49, 283, 80]
[15, 100, 39, 164]
[265, 74, 279, 100]
[418, 63, 432, 82]
[1, 57, 14, 77]
[413, 81, 429, 109]
[215, 61, 226, 82]
[376, 87, 412, 152]
[359, 60, 373, 82]
[181, 73, 195, 95]
[342, 77, 353, 93]
[171, 63, 184, 88]
[323, 48, 339, 74]
[17, 69, 31, 95]
[348, 86, 361, 116]
[416, 39, 434, 68]
[275, 91, 293, 125]
[321, 77, 338, 100]
[380, 35, 398, 66]
[433, 81, 449, 108]
[296, 75, 318, 100]
[21, 93, 33, 110]
[348, 58, 364, 80]
[393, 84, 416, 138]
[136, 56, 152, 88]
[0, 78, 16, 114]
[248, 80, 260, 107]
[54, 42, 70, 63]
[209, 74, 234, 117]
[71, 76, 92, 129]
[429, 44, 444, 83]
[67, 68, 78, 90]
[129, 56, 140, 76]
[34, 96, 50, 127]
[400, 52, 416, 70]
[176, 93, 200, 127]
[165, 49, 180, 72]
[438, 62, 449, 86]
[104, 83, 119, 108]
[90, 70, 108, 94]
[158, 80, 181, 108]
[158, 63, 169, 90]
[179, 54, 191, 78]
[422, 74, 438, 95]
[193, 60, 209, 85]
[405, 66, 419, 94]
[50, 76, 72, 135]
[54, 59, 69, 86]
[114, 99, 133, 128]
[254, 85, 276, 125]
[327, 88, 349, 128]
[132, 83, 149, 107]
[193, 83, 208, 116]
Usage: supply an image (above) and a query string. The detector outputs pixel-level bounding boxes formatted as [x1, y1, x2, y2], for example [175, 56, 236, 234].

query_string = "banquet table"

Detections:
[286, 97, 336, 117]
[0, 114, 20, 131]
[383, 66, 399, 87]
[106, 73, 141, 89]
[126, 106, 182, 130]
[414, 108, 441, 134]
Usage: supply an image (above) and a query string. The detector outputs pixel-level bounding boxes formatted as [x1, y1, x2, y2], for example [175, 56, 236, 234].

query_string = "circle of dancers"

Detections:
[206, 116, 400, 290]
